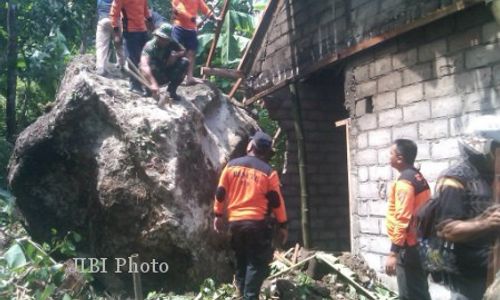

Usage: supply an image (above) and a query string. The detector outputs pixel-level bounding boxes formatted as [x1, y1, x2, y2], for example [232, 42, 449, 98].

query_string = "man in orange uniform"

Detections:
[110, 0, 151, 94]
[385, 139, 431, 300]
[171, 0, 219, 85]
[213, 131, 288, 300]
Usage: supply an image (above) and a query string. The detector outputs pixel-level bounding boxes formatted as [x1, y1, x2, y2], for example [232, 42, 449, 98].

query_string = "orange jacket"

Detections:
[214, 156, 287, 224]
[172, 0, 211, 30]
[386, 168, 430, 252]
[110, 0, 150, 32]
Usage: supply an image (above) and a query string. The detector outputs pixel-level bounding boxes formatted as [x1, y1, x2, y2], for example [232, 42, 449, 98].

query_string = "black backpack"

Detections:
[415, 194, 459, 276]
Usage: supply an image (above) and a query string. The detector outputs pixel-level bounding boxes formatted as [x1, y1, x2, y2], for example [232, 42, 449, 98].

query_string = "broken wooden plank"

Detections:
[203, 0, 231, 79]
[242, 79, 289, 106]
[316, 252, 377, 300]
[268, 254, 317, 280]
[291, 243, 300, 264]
[201, 67, 245, 80]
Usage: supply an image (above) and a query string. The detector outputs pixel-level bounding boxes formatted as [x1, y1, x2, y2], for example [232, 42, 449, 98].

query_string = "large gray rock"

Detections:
[7, 55, 258, 292]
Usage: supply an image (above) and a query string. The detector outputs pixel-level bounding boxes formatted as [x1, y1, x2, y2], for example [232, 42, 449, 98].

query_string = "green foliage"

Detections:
[0, 190, 100, 299]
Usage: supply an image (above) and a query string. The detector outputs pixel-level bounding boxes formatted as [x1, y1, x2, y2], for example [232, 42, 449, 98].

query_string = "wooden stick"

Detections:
[291, 243, 300, 264]
[274, 252, 293, 267]
[268, 254, 317, 280]
[201, 67, 245, 80]
[490, 147, 500, 285]
[203, 0, 231, 79]
[131, 254, 143, 300]
[242, 79, 289, 106]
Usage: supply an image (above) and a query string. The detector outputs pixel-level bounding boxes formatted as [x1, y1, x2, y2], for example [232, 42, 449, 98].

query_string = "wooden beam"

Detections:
[203, 0, 231, 79]
[248, 0, 482, 102]
[491, 147, 500, 285]
[242, 79, 289, 106]
[201, 67, 244, 80]
[228, 0, 281, 98]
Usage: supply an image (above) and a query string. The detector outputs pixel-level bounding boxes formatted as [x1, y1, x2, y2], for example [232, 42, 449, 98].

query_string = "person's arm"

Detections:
[171, 41, 186, 57]
[139, 54, 159, 95]
[438, 206, 500, 242]
[268, 171, 288, 244]
[213, 167, 230, 232]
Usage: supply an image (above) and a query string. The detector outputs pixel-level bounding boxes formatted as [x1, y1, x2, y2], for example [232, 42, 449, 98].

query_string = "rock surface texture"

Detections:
[7, 55, 258, 292]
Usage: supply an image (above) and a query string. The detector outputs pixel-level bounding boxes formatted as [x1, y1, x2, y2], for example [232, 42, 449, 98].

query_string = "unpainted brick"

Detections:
[420, 160, 450, 181]
[356, 149, 378, 166]
[397, 83, 424, 105]
[361, 251, 383, 272]
[356, 81, 377, 100]
[368, 128, 392, 147]
[359, 182, 379, 199]
[373, 92, 396, 111]
[357, 114, 378, 131]
[482, 22, 500, 43]
[378, 72, 403, 93]
[431, 138, 460, 159]
[358, 166, 369, 182]
[465, 44, 500, 69]
[354, 64, 370, 82]
[357, 132, 369, 149]
[392, 123, 418, 140]
[369, 165, 393, 181]
[455, 67, 492, 94]
[448, 27, 481, 53]
[403, 63, 433, 85]
[463, 88, 500, 112]
[392, 49, 418, 70]
[356, 99, 367, 117]
[494, 64, 500, 84]
[378, 147, 392, 165]
[418, 39, 447, 62]
[370, 56, 393, 78]
[431, 95, 463, 118]
[403, 101, 431, 122]
[424, 75, 456, 99]
[378, 108, 403, 127]
[418, 119, 449, 140]
[435, 53, 464, 77]
[416, 141, 431, 160]
[359, 217, 380, 234]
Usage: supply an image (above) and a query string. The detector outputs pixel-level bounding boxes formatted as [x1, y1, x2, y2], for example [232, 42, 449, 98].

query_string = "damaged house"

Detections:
[235, 0, 500, 279]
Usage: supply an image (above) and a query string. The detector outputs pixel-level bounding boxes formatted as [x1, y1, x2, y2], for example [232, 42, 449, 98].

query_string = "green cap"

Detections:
[154, 23, 173, 39]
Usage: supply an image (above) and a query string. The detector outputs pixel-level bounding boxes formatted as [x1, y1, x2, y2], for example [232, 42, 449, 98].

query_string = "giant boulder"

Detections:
[7, 55, 258, 292]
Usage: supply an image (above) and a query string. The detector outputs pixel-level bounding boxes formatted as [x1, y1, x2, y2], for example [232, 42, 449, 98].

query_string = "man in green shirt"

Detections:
[140, 23, 189, 100]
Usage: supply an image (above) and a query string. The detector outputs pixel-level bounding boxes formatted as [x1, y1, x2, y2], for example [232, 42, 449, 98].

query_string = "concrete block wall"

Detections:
[344, 5, 500, 272]
[264, 81, 351, 251]
[250, 0, 460, 90]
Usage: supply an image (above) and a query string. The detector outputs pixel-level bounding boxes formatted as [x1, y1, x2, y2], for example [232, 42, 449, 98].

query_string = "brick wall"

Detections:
[345, 5, 500, 272]
[250, 0, 463, 90]
[265, 78, 351, 251]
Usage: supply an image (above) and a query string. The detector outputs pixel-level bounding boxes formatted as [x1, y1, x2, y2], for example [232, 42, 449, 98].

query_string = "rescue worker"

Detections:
[140, 23, 188, 100]
[435, 115, 500, 300]
[213, 131, 288, 300]
[110, 0, 152, 94]
[385, 139, 431, 300]
[96, 0, 125, 77]
[171, 0, 220, 85]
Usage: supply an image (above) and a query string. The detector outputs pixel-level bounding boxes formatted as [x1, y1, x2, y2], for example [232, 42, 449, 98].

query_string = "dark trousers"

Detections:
[123, 31, 148, 89]
[446, 273, 486, 300]
[229, 220, 273, 300]
[396, 245, 431, 300]
[152, 57, 189, 94]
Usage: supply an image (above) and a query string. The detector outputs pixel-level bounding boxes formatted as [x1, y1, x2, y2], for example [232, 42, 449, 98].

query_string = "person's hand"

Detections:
[213, 216, 224, 233]
[212, 15, 222, 23]
[485, 209, 500, 231]
[113, 30, 122, 45]
[190, 17, 196, 24]
[385, 253, 397, 276]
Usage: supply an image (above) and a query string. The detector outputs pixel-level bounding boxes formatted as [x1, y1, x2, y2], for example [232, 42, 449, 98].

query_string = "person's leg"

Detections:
[96, 18, 112, 75]
[243, 222, 273, 300]
[404, 246, 431, 300]
[230, 223, 248, 297]
[171, 26, 201, 85]
[123, 31, 148, 92]
[166, 58, 189, 100]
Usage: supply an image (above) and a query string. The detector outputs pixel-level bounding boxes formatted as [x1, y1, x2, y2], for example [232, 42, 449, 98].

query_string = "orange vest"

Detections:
[214, 156, 287, 224]
[386, 168, 430, 248]
[172, 0, 211, 30]
[110, 0, 150, 32]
